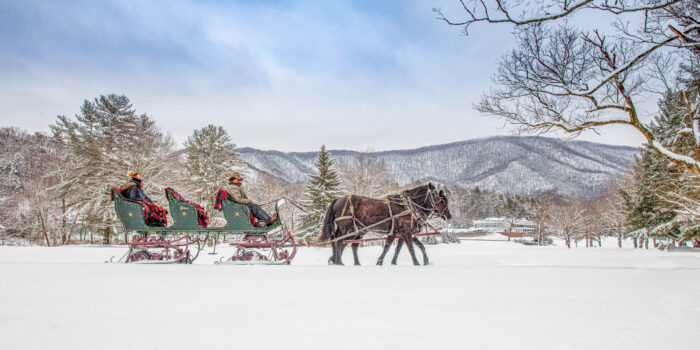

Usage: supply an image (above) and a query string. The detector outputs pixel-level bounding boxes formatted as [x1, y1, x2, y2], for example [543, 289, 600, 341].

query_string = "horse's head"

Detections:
[403, 183, 451, 220]
[429, 188, 452, 221]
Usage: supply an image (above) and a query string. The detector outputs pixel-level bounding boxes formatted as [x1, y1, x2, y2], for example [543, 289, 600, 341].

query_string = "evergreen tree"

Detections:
[623, 83, 700, 246]
[50, 94, 178, 244]
[297, 145, 343, 241]
[623, 152, 676, 237]
[182, 125, 245, 208]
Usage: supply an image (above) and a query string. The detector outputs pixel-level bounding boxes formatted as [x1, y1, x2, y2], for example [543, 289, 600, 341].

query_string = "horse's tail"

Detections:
[318, 198, 339, 243]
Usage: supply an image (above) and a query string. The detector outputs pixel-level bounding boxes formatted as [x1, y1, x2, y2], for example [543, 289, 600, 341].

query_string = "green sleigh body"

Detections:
[109, 188, 295, 264]
[110, 188, 282, 234]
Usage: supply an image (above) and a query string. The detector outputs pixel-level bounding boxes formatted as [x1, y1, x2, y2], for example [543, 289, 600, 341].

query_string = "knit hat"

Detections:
[229, 172, 243, 182]
[127, 171, 138, 178]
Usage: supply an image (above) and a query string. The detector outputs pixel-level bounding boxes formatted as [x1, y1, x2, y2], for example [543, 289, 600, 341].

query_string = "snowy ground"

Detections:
[1, 238, 699, 350]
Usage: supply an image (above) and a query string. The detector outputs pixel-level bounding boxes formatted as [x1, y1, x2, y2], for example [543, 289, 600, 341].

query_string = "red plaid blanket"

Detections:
[165, 187, 209, 228]
[214, 189, 229, 211]
[110, 188, 168, 227]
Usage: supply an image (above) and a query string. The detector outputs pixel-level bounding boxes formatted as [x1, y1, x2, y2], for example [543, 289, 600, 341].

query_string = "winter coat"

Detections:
[120, 178, 153, 203]
[227, 184, 252, 205]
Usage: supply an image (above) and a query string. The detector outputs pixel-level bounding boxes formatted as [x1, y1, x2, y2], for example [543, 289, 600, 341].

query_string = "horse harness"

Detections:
[330, 188, 443, 244]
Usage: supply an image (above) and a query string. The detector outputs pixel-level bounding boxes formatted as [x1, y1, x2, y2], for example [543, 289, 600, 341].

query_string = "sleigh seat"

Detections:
[164, 187, 210, 230]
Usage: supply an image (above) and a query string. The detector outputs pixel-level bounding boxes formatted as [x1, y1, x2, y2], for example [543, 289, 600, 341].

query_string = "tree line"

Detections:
[0, 95, 408, 245]
[1, 87, 697, 247]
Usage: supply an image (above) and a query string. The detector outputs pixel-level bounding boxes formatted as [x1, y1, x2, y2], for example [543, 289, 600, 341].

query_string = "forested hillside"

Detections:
[238, 136, 638, 197]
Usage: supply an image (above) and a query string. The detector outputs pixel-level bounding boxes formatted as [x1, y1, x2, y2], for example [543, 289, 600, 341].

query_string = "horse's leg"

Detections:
[329, 241, 338, 264]
[376, 235, 396, 265]
[413, 237, 429, 265]
[328, 225, 340, 265]
[328, 243, 336, 265]
[351, 242, 361, 265]
[403, 234, 420, 265]
[391, 238, 404, 265]
[335, 241, 346, 265]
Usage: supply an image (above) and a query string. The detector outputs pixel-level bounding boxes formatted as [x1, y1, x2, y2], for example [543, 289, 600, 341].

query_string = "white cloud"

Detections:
[0, 0, 648, 151]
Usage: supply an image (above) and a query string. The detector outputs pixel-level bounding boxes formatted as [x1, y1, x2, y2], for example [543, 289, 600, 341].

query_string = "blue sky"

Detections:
[0, 0, 645, 151]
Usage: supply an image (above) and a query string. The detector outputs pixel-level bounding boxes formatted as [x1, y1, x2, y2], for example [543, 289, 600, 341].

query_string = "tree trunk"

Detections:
[61, 197, 67, 245]
[37, 210, 51, 247]
[618, 235, 622, 248]
[102, 227, 111, 245]
[633, 237, 638, 248]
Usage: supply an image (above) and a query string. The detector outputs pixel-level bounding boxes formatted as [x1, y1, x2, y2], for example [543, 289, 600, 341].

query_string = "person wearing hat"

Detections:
[120, 171, 153, 204]
[228, 172, 277, 227]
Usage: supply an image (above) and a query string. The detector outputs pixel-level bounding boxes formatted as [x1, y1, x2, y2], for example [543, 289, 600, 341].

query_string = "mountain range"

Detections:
[236, 136, 639, 197]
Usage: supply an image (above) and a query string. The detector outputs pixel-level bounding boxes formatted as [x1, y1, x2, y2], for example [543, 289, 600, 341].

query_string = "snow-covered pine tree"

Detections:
[624, 81, 700, 247]
[50, 94, 178, 244]
[182, 125, 245, 209]
[623, 151, 676, 247]
[297, 145, 343, 242]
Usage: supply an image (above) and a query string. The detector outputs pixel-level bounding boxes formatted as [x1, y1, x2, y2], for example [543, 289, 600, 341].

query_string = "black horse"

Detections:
[318, 183, 451, 266]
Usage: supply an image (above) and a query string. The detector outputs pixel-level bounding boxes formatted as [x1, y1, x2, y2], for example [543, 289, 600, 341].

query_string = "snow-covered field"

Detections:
[1, 239, 699, 350]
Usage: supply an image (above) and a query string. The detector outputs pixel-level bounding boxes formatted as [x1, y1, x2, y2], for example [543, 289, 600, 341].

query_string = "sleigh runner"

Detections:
[109, 187, 296, 264]
[218, 232, 297, 265]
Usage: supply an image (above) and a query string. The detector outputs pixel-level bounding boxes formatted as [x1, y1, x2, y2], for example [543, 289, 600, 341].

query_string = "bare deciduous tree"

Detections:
[599, 174, 636, 247]
[544, 197, 586, 248]
[337, 152, 399, 197]
[437, 0, 700, 173]
[248, 172, 306, 234]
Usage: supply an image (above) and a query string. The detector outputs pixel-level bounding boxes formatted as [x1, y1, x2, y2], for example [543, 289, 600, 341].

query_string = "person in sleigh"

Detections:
[227, 172, 277, 227]
[120, 171, 168, 227]
[120, 171, 153, 203]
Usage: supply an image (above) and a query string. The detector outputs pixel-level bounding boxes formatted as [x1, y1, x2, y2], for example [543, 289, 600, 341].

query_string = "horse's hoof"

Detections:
[376, 260, 383, 266]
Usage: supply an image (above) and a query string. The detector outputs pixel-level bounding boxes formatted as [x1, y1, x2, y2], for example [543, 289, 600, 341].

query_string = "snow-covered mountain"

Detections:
[237, 136, 639, 197]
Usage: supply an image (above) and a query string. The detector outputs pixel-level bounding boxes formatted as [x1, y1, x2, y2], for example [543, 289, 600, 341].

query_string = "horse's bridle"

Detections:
[404, 186, 449, 221]
[426, 188, 450, 220]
